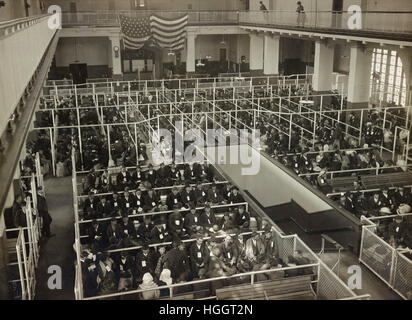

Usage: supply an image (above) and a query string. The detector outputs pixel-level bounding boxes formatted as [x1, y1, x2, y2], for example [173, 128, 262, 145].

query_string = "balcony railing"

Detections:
[60, 10, 412, 37]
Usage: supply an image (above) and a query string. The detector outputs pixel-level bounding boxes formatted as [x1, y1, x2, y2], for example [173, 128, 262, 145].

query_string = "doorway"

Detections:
[69, 63, 88, 84]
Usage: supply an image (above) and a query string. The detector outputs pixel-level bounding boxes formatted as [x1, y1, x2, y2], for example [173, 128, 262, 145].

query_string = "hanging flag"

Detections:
[119, 15, 152, 50]
[119, 14, 188, 51]
[150, 14, 188, 51]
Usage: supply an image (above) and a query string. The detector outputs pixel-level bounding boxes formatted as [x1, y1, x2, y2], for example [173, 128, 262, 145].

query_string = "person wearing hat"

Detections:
[189, 234, 210, 279]
[116, 166, 132, 191]
[168, 206, 186, 241]
[150, 220, 171, 243]
[137, 215, 154, 243]
[116, 250, 134, 291]
[166, 186, 181, 210]
[88, 219, 106, 251]
[96, 196, 112, 219]
[387, 216, 406, 247]
[135, 244, 156, 285]
[180, 183, 196, 208]
[120, 211, 138, 247]
[199, 203, 218, 230]
[227, 187, 244, 205]
[184, 203, 202, 235]
[234, 205, 250, 230]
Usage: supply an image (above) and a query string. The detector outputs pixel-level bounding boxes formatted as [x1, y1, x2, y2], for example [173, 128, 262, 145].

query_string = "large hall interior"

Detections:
[0, 0, 411, 301]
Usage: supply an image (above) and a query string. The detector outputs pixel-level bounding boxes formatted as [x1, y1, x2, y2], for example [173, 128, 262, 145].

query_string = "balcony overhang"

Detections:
[241, 24, 412, 48]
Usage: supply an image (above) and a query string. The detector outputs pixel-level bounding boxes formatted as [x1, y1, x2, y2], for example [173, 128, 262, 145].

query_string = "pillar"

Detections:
[0, 213, 8, 299]
[347, 43, 372, 109]
[109, 35, 122, 80]
[263, 34, 280, 75]
[249, 32, 264, 76]
[312, 40, 334, 92]
[186, 33, 196, 74]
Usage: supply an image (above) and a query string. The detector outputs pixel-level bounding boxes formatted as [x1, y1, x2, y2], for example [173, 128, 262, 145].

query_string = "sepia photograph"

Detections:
[0, 0, 411, 310]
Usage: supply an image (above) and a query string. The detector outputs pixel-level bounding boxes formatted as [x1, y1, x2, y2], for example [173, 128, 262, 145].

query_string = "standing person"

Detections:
[296, 1, 306, 26]
[259, 1, 268, 12]
[37, 189, 55, 238]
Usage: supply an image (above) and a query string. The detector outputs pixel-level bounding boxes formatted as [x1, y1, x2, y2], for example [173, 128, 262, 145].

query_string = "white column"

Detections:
[313, 40, 334, 92]
[186, 33, 196, 73]
[249, 33, 264, 73]
[264, 34, 280, 75]
[347, 43, 372, 108]
[109, 35, 122, 78]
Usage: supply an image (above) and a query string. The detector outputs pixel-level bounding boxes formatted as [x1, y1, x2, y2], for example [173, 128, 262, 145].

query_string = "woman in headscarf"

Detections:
[158, 269, 173, 298]
[139, 273, 160, 300]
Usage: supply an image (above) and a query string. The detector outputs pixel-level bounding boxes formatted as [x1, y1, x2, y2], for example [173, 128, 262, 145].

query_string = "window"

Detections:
[370, 48, 407, 106]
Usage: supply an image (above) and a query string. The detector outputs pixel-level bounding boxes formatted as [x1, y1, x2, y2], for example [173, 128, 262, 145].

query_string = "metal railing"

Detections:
[58, 10, 412, 35]
[359, 215, 412, 300]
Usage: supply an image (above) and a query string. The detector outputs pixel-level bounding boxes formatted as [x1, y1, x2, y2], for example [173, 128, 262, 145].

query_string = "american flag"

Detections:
[119, 14, 188, 51]
[119, 15, 152, 50]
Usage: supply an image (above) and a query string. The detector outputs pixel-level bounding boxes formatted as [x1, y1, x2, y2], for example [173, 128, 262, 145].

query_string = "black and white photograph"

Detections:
[0, 0, 411, 309]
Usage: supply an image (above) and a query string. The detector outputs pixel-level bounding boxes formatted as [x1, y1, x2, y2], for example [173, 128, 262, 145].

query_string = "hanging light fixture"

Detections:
[196, 59, 205, 67]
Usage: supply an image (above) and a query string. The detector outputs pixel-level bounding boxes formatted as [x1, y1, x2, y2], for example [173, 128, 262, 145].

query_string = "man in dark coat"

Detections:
[37, 189, 54, 237]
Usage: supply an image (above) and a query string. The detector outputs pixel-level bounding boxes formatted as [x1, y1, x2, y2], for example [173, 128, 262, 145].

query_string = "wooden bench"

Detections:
[362, 172, 412, 189]
[216, 275, 316, 300]
[327, 177, 357, 192]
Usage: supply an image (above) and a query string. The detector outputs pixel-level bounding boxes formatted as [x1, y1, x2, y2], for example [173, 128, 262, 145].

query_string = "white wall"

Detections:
[0, 16, 56, 136]
[0, 0, 42, 22]
[208, 145, 332, 213]
[55, 37, 110, 67]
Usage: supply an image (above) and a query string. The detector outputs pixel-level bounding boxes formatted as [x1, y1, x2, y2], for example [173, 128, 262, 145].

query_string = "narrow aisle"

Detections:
[35, 176, 75, 300]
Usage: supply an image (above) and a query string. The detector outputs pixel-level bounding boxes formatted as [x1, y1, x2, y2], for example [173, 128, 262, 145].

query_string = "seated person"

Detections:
[135, 244, 156, 284]
[143, 188, 160, 212]
[180, 183, 196, 208]
[132, 166, 143, 189]
[106, 217, 123, 249]
[166, 187, 181, 210]
[220, 235, 239, 269]
[207, 184, 224, 205]
[189, 234, 210, 279]
[194, 183, 207, 206]
[83, 192, 99, 219]
[156, 162, 172, 187]
[145, 164, 157, 187]
[234, 205, 250, 230]
[116, 251, 134, 292]
[139, 273, 160, 300]
[164, 240, 190, 282]
[117, 166, 132, 191]
[120, 211, 139, 247]
[199, 203, 218, 231]
[150, 220, 172, 244]
[137, 215, 154, 243]
[88, 219, 106, 251]
[170, 162, 182, 185]
[219, 212, 237, 233]
[227, 187, 244, 205]
[96, 196, 113, 218]
[122, 187, 137, 212]
[168, 206, 186, 241]
[184, 203, 202, 235]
